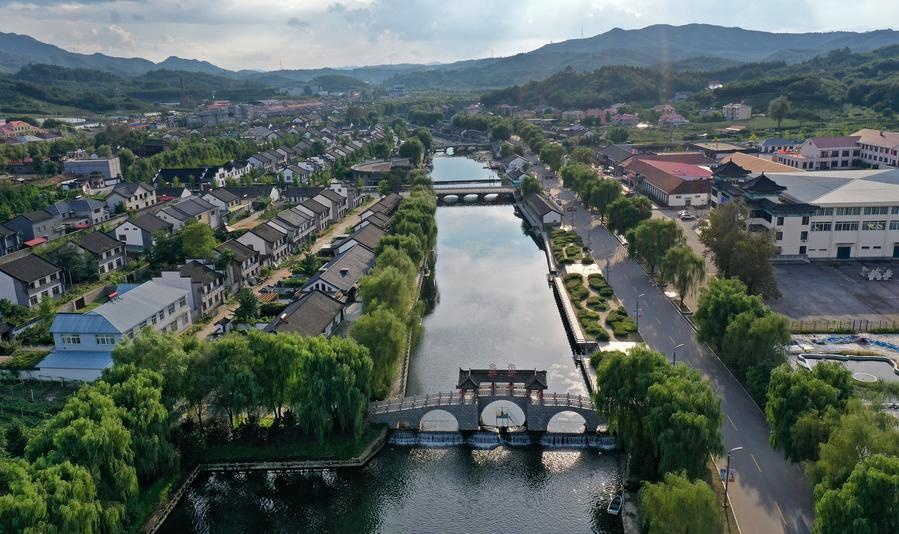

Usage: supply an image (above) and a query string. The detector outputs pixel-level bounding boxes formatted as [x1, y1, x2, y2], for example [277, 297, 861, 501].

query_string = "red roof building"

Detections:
[627, 159, 713, 207]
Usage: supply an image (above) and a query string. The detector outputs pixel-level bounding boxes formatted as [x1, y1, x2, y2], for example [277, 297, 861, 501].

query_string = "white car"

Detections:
[678, 210, 696, 221]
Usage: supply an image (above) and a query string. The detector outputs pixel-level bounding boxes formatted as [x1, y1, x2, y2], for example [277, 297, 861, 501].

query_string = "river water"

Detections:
[160, 157, 622, 534]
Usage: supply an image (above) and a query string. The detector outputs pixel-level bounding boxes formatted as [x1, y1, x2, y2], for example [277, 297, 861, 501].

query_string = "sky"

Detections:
[2, 0, 898, 71]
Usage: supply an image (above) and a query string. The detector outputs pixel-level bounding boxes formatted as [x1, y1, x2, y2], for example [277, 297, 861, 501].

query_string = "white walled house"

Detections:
[42, 281, 192, 380]
[237, 224, 289, 266]
[114, 214, 172, 251]
[774, 136, 861, 171]
[106, 182, 157, 212]
[712, 168, 899, 259]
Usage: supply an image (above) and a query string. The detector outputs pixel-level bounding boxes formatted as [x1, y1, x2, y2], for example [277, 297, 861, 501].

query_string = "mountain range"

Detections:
[2, 24, 899, 91]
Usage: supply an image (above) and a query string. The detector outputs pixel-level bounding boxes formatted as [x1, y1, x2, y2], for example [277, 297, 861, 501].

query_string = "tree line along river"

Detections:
[160, 156, 623, 533]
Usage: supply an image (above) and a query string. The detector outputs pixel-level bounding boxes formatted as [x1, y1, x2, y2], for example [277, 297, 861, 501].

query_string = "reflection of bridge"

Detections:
[368, 368, 602, 433]
[435, 186, 516, 203]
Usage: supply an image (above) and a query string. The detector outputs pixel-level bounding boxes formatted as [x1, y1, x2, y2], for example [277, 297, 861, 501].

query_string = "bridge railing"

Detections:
[369, 392, 466, 414]
[540, 392, 596, 411]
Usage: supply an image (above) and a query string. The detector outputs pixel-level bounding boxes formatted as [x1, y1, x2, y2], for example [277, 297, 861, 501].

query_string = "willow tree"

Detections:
[641, 472, 722, 534]
[207, 334, 261, 428]
[351, 308, 407, 399]
[110, 328, 190, 410]
[660, 246, 706, 306]
[247, 330, 305, 423]
[25, 387, 138, 505]
[291, 337, 373, 442]
[627, 218, 685, 275]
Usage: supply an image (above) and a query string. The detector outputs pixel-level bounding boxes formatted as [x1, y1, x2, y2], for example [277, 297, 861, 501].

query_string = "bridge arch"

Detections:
[419, 409, 460, 431]
[480, 400, 526, 428]
[546, 411, 588, 434]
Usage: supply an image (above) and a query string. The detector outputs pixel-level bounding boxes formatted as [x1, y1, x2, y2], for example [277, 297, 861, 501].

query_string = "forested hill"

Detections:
[0, 64, 277, 115]
[481, 46, 899, 113]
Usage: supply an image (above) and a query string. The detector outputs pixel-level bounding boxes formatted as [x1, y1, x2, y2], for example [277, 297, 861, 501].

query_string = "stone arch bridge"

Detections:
[369, 368, 602, 433]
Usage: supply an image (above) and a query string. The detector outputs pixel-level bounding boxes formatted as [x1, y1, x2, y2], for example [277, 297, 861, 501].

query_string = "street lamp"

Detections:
[672, 343, 685, 365]
[723, 446, 744, 510]
[634, 293, 645, 330]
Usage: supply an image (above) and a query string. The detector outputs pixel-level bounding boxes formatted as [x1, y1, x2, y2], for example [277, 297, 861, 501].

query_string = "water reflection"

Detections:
[409, 206, 580, 395]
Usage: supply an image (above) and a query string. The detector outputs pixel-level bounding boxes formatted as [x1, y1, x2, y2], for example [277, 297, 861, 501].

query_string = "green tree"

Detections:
[491, 123, 511, 142]
[399, 138, 424, 166]
[180, 219, 217, 259]
[291, 336, 373, 442]
[360, 266, 413, 315]
[808, 402, 899, 495]
[694, 278, 766, 351]
[412, 127, 433, 152]
[729, 230, 780, 299]
[539, 143, 565, 172]
[374, 246, 417, 282]
[3, 419, 30, 457]
[815, 454, 899, 534]
[607, 127, 629, 143]
[699, 200, 747, 279]
[118, 147, 135, 175]
[768, 96, 791, 129]
[720, 311, 790, 382]
[246, 330, 303, 422]
[641, 472, 723, 534]
[627, 218, 685, 275]
[207, 334, 260, 428]
[111, 328, 189, 410]
[25, 386, 138, 504]
[569, 146, 595, 164]
[95, 144, 112, 158]
[100, 366, 176, 481]
[350, 308, 408, 399]
[0, 458, 46, 531]
[585, 179, 620, 222]
[520, 175, 543, 196]
[765, 363, 852, 462]
[660, 246, 705, 306]
[234, 289, 259, 323]
[378, 234, 423, 265]
[32, 460, 106, 533]
[607, 196, 652, 236]
[645, 366, 724, 478]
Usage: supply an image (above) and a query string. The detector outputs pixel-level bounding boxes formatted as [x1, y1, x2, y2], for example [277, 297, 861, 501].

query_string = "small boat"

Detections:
[607, 495, 622, 516]
[463, 194, 479, 203]
[442, 194, 459, 204]
[483, 193, 498, 202]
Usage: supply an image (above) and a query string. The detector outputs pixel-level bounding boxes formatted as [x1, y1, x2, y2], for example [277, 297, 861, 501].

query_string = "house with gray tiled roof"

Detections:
[237, 223, 289, 266]
[106, 182, 157, 212]
[0, 253, 64, 307]
[75, 231, 126, 275]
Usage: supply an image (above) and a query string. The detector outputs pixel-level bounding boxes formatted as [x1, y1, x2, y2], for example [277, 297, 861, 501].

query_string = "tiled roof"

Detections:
[250, 223, 286, 243]
[0, 254, 60, 282]
[77, 231, 121, 255]
[809, 136, 861, 149]
[342, 224, 385, 251]
[216, 239, 258, 262]
[127, 213, 171, 233]
[309, 245, 375, 292]
[265, 290, 344, 336]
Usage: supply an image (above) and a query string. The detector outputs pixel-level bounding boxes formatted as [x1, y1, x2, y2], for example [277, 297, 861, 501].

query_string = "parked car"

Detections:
[678, 210, 696, 220]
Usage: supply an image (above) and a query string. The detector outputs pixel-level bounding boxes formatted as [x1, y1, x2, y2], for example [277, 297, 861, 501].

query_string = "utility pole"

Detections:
[672, 343, 684, 365]
[723, 446, 743, 510]
[634, 293, 645, 330]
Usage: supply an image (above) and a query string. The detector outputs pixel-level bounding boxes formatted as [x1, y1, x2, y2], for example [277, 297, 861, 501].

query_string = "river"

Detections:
[159, 156, 622, 534]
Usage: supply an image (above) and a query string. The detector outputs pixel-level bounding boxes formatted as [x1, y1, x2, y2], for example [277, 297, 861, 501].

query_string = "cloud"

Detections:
[286, 17, 309, 29]
[0, 0, 898, 71]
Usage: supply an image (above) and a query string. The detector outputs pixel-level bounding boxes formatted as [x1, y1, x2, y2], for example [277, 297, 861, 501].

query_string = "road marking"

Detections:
[669, 336, 676, 345]
[775, 502, 787, 525]
[726, 414, 738, 431]
[654, 316, 662, 326]
[750, 453, 762, 473]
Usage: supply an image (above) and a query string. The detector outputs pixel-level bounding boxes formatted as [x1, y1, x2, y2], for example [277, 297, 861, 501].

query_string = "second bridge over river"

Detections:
[369, 367, 602, 433]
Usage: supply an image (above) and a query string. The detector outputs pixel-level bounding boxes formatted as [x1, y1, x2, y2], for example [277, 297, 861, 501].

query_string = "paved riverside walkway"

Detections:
[536, 166, 815, 534]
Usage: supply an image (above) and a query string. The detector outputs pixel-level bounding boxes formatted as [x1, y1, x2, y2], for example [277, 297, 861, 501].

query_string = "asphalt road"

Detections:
[542, 169, 814, 534]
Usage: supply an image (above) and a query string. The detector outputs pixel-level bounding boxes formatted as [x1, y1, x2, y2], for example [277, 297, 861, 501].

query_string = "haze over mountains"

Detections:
[2, 24, 899, 90]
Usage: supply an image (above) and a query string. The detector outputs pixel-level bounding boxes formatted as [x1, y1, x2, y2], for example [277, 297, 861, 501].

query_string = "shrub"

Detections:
[598, 286, 614, 298]
[586, 296, 608, 311]
[564, 273, 584, 283]
[585, 323, 611, 341]
[611, 318, 637, 337]
[560, 257, 575, 265]
[564, 244, 581, 257]
[577, 308, 599, 321]
[581, 256, 595, 265]
[567, 285, 589, 301]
